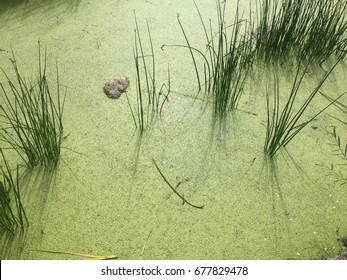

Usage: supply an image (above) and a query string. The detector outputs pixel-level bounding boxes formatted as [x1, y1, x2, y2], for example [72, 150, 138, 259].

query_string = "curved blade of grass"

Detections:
[152, 159, 204, 209]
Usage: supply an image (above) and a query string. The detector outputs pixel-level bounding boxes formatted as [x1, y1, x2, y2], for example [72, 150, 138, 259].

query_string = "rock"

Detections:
[341, 235, 347, 246]
[103, 76, 130, 99]
[330, 252, 347, 260]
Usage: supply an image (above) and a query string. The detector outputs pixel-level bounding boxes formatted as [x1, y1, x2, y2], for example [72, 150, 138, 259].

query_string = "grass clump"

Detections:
[264, 60, 344, 158]
[252, 0, 347, 65]
[127, 12, 171, 134]
[163, 0, 253, 120]
[300, 0, 347, 64]
[0, 43, 65, 169]
[0, 149, 27, 235]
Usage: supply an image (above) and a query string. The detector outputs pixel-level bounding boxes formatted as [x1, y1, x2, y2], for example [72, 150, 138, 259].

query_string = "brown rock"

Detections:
[341, 235, 347, 246]
[103, 76, 130, 99]
[331, 252, 347, 260]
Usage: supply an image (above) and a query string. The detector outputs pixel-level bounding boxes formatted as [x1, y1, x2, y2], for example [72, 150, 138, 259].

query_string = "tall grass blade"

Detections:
[128, 13, 171, 134]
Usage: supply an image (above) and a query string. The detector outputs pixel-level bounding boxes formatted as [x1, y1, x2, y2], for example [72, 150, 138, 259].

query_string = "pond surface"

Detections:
[0, 0, 346, 259]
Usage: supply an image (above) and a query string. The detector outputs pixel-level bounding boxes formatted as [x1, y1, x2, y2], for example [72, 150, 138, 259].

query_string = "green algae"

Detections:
[0, 0, 346, 260]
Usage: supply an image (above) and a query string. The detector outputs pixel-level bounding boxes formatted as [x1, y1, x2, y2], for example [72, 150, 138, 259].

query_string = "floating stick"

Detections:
[33, 249, 117, 260]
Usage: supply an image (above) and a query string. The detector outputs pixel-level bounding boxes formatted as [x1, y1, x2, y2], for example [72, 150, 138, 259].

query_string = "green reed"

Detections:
[163, 0, 253, 120]
[252, 0, 347, 65]
[264, 60, 343, 158]
[128, 13, 171, 134]
[0, 44, 65, 168]
[206, 0, 253, 118]
[300, 0, 347, 64]
[0, 149, 27, 235]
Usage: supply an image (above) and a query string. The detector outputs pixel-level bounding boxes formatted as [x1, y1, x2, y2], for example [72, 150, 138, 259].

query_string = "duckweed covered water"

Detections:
[0, 0, 346, 259]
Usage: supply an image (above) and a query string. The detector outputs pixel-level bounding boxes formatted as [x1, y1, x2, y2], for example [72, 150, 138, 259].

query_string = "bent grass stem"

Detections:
[152, 159, 204, 209]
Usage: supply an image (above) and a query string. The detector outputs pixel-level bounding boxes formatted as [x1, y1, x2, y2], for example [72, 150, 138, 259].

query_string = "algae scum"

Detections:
[0, 0, 347, 260]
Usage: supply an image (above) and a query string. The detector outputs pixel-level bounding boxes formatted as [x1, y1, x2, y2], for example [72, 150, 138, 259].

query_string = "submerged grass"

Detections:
[317, 126, 347, 187]
[127, 13, 171, 134]
[329, 126, 347, 186]
[0, 149, 27, 235]
[328, 94, 347, 185]
[163, 0, 253, 120]
[332, 126, 347, 162]
[0, 43, 65, 168]
[252, 0, 347, 65]
[264, 60, 344, 158]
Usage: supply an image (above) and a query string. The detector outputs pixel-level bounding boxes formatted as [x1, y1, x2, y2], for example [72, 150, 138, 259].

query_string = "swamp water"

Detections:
[0, 0, 346, 259]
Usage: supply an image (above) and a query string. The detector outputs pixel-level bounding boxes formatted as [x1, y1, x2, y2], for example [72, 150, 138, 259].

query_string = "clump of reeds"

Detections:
[0, 43, 65, 168]
[252, 0, 347, 65]
[163, 0, 253, 120]
[127, 12, 171, 134]
[301, 0, 347, 64]
[0, 149, 27, 235]
[264, 60, 344, 158]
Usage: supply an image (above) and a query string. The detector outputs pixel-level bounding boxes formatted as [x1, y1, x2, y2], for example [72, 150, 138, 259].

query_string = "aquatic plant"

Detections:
[327, 126, 347, 186]
[264, 60, 343, 158]
[301, 0, 347, 64]
[0, 43, 65, 168]
[252, 0, 310, 63]
[315, 91, 347, 186]
[252, 0, 347, 64]
[0, 149, 27, 235]
[332, 126, 347, 162]
[128, 13, 171, 134]
[163, 0, 253, 119]
[317, 126, 347, 187]
[152, 159, 204, 209]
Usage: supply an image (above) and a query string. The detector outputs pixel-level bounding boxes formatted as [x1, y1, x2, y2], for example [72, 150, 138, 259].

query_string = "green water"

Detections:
[0, 0, 346, 260]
